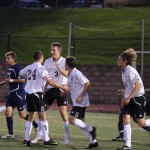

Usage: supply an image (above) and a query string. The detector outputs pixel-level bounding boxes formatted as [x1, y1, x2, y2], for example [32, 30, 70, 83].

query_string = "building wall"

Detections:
[0, 60, 150, 104]
[0, 59, 8, 102]
[77, 64, 124, 104]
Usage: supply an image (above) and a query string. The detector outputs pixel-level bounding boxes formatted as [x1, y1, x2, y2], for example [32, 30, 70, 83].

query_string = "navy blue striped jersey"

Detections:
[7, 64, 25, 92]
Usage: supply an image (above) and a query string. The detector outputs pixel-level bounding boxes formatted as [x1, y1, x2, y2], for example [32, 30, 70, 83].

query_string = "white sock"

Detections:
[40, 120, 49, 142]
[74, 118, 86, 128]
[124, 124, 131, 147]
[74, 119, 93, 132]
[64, 121, 70, 135]
[145, 119, 150, 126]
[0, 106, 6, 112]
[37, 120, 43, 137]
[84, 123, 93, 132]
[25, 121, 32, 141]
[81, 128, 93, 143]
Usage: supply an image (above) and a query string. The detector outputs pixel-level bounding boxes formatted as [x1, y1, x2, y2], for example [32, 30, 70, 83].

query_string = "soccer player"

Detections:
[1, 51, 38, 139]
[31, 42, 70, 144]
[117, 48, 150, 150]
[65, 56, 98, 149]
[20, 50, 68, 146]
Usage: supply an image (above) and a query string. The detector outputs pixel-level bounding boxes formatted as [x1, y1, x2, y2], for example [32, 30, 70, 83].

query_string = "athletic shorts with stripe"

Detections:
[123, 95, 147, 119]
[6, 89, 26, 111]
[26, 92, 45, 112]
[43, 88, 68, 106]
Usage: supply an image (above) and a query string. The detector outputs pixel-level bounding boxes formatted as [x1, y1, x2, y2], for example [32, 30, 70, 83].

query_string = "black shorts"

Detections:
[43, 88, 67, 106]
[146, 101, 150, 115]
[6, 90, 26, 111]
[70, 106, 86, 119]
[26, 92, 45, 112]
[123, 95, 146, 119]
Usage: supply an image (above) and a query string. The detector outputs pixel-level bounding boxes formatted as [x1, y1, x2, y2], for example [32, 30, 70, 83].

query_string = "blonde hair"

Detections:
[51, 42, 62, 53]
[5, 51, 17, 62]
[120, 48, 137, 66]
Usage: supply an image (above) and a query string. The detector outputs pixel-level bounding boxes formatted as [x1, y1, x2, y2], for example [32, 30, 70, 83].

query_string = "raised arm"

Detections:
[55, 61, 68, 77]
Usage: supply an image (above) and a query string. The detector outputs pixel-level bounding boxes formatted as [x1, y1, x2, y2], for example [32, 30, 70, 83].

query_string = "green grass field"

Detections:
[0, 110, 150, 150]
[1, 8, 150, 64]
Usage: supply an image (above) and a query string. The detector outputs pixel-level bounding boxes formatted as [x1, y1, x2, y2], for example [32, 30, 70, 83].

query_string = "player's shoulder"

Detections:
[12, 63, 22, 72]
[127, 65, 138, 75]
[58, 56, 66, 65]
[59, 56, 66, 61]
[70, 68, 80, 77]
[73, 68, 81, 74]
[14, 63, 21, 69]
[37, 64, 47, 73]
[44, 57, 52, 65]
[45, 57, 52, 62]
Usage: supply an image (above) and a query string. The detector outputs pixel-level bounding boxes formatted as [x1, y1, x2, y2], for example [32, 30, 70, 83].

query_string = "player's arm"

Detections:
[4, 65, 27, 83]
[46, 78, 68, 92]
[5, 70, 26, 83]
[76, 81, 90, 103]
[123, 80, 141, 105]
[0, 81, 5, 86]
[55, 61, 68, 77]
[4, 78, 26, 83]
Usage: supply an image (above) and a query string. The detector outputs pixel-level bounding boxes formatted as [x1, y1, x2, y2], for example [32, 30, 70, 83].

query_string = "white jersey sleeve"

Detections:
[20, 65, 30, 78]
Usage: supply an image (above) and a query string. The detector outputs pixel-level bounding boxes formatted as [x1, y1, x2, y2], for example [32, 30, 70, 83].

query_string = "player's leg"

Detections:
[38, 111, 58, 146]
[117, 114, 132, 150]
[133, 96, 150, 132]
[112, 108, 124, 141]
[58, 91, 70, 145]
[31, 90, 52, 143]
[16, 90, 38, 130]
[69, 106, 98, 149]
[24, 112, 35, 146]
[1, 106, 14, 139]
[1, 94, 15, 139]
[38, 111, 49, 142]
[58, 105, 70, 144]
[35, 92, 58, 146]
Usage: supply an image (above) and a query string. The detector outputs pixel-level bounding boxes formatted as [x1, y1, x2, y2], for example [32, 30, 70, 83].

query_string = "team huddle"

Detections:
[0, 42, 98, 149]
[1, 42, 150, 150]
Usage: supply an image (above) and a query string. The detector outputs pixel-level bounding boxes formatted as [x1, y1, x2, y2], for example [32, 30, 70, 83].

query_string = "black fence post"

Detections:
[7, 32, 11, 52]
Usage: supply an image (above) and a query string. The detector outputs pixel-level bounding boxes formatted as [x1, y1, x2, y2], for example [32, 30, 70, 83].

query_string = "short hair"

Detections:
[33, 50, 43, 61]
[5, 51, 17, 62]
[51, 42, 62, 53]
[120, 48, 137, 66]
[66, 56, 76, 68]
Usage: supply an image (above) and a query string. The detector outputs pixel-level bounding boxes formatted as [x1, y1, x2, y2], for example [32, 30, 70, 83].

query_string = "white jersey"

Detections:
[122, 65, 145, 98]
[68, 68, 90, 107]
[44, 56, 67, 89]
[20, 62, 50, 94]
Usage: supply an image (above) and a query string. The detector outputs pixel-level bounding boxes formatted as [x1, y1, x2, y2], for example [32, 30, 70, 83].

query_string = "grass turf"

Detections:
[0, 7, 150, 64]
[0, 110, 150, 149]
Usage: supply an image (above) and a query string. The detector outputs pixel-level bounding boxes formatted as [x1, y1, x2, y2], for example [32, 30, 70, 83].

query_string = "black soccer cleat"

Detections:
[84, 142, 99, 149]
[90, 126, 96, 140]
[117, 145, 132, 150]
[112, 136, 124, 142]
[43, 139, 58, 146]
[23, 140, 32, 147]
